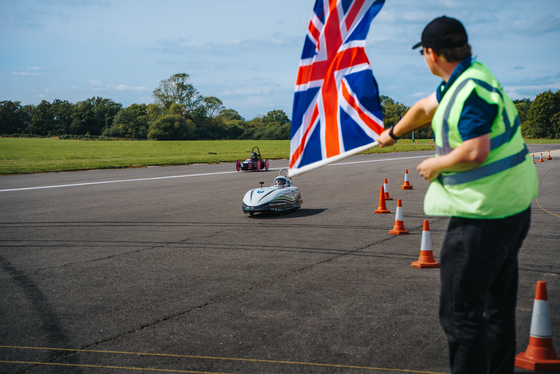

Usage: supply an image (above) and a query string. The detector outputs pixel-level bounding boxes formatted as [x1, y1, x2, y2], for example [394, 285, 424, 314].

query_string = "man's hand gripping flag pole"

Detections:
[288, 0, 385, 178]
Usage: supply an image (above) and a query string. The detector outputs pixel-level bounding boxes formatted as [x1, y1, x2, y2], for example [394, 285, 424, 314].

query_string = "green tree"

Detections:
[214, 109, 247, 139]
[152, 73, 203, 115]
[551, 112, 560, 139]
[514, 98, 531, 124]
[51, 100, 74, 135]
[380, 95, 408, 128]
[222, 120, 246, 139]
[243, 110, 292, 140]
[29, 100, 75, 136]
[0, 101, 27, 134]
[104, 104, 149, 139]
[514, 99, 532, 137]
[71, 97, 121, 135]
[147, 114, 194, 140]
[71, 99, 96, 135]
[521, 120, 534, 138]
[201, 96, 225, 121]
[146, 103, 165, 123]
[555, 91, 560, 138]
[515, 97, 533, 137]
[263, 109, 290, 125]
[94, 97, 122, 131]
[246, 116, 264, 128]
[380, 95, 412, 137]
[218, 108, 245, 122]
[30, 100, 54, 135]
[169, 103, 187, 117]
[21, 105, 34, 134]
[526, 91, 560, 139]
[415, 125, 434, 140]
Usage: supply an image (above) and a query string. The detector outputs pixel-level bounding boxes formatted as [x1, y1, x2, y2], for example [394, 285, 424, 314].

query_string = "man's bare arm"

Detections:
[377, 92, 439, 147]
[416, 134, 490, 182]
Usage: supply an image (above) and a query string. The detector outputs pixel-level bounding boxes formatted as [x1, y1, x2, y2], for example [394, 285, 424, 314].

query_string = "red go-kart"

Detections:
[236, 146, 269, 172]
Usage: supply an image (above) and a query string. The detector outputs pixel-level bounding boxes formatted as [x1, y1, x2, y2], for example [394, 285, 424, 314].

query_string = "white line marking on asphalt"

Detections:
[0, 171, 239, 192]
[0, 155, 430, 192]
[328, 155, 430, 166]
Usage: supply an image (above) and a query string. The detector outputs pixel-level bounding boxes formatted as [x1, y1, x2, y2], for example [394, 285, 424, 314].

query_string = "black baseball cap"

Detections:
[412, 16, 468, 50]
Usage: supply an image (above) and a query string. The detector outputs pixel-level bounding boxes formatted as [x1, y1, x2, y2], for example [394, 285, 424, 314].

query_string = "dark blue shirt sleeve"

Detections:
[457, 91, 498, 141]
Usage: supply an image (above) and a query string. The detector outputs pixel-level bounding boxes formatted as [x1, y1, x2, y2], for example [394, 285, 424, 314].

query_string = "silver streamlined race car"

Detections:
[236, 146, 269, 172]
[242, 169, 302, 216]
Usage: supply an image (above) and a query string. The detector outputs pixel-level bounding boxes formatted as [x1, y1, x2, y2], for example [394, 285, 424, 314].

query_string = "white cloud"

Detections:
[113, 85, 148, 91]
[12, 72, 41, 76]
[88, 80, 147, 91]
[12, 67, 44, 76]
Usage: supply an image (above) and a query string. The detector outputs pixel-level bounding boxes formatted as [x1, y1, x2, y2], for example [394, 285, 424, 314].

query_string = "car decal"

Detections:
[257, 189, 276, 202]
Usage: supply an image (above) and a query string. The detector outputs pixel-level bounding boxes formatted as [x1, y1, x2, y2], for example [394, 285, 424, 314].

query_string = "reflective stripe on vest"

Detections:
[437, 145, 528, 186]
[434, 77, 523, 185]
[436, 78, 520, 157]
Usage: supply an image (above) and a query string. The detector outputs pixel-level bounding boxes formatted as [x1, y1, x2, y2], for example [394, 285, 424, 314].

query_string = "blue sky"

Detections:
[1, 0, 559, 120]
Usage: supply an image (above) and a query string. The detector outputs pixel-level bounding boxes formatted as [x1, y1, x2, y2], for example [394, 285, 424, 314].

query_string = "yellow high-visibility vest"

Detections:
[425, 62, 538, 218]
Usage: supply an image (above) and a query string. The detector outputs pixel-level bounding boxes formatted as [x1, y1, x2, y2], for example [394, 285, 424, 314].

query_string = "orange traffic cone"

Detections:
[411, 220, 440, 268]
[515, 281, 560, 371]
[401, 170, 413, 190]
[532, 154, 536, 164]
[539, 153, 545, 162]
[389, 199, 408, 235]
[383, 178, 393, 200]
[374, 185, 390, 214]
[547, 150, 553, 160]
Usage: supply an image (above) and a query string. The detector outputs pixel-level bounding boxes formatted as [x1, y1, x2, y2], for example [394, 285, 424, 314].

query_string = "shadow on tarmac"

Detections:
[246, 208, 327, 219]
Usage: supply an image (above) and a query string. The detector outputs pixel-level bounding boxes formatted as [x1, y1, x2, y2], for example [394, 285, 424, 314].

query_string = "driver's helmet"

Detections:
[251, 152, 258, 160]
[274, 176, 288, 188]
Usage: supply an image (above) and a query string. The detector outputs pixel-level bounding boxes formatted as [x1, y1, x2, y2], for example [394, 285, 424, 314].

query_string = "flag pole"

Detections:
[288, 141, 379, 178]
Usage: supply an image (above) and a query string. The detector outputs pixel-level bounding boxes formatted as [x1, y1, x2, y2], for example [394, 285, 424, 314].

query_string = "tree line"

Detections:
[1, 73, 558, 140]
[0, 73, 291, 141]
[382, 90, 560, 140]
[514, 90, 560, 139]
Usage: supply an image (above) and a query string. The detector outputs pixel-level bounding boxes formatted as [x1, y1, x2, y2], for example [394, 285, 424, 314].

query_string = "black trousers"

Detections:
[439, 208, 531, 374]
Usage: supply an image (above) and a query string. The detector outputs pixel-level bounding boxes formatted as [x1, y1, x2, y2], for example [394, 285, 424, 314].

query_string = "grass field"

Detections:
[1, 137, 559, 175]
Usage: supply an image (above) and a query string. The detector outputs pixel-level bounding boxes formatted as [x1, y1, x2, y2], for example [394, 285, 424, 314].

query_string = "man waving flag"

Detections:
[289, 0, 385, 177]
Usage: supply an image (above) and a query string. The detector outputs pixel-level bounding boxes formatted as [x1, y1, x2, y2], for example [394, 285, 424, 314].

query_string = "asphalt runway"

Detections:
[1, 145, 559, 374]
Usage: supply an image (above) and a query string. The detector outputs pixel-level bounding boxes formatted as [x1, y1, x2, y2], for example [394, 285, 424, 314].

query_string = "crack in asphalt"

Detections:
[21, 220, 446, 370]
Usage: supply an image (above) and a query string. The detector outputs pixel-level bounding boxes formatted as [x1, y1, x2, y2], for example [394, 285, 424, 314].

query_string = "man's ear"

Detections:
[426, 48, 438, 63]
[428, 48, 447, 63]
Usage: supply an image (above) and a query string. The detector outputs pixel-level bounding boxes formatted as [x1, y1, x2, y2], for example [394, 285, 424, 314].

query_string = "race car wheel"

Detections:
[256, 161, 261, 172]
[265, 159, 269, 171]
[236, 160, 241, 171]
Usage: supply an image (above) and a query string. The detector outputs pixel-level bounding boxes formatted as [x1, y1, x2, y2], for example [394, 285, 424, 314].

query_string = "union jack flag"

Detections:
[288, 0, 385, 177]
